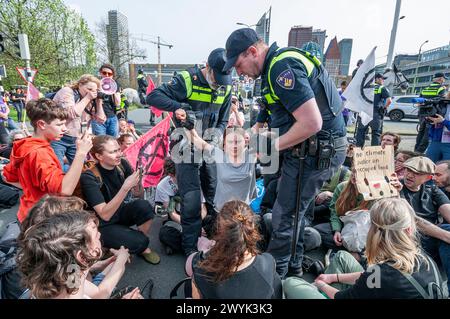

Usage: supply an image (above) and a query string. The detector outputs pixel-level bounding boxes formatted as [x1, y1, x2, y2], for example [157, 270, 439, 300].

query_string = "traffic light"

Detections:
[0, 34, 4, 54]
[14, 34, 30, 60]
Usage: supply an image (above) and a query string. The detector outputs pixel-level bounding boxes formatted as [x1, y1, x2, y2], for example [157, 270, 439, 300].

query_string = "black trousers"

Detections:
[176, 161, 217, 255]
[99, 200, 154, 255]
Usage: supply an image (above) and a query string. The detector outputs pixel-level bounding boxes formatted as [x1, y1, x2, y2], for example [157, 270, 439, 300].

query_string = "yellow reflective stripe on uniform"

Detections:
[189, 92, 211, 103]
[264, 93, 276, 104]
[374, 86, 383, 94]
[192, 85, 212, 92]
[179, 71, 192, 98]
[267, 50, 316, 103]
[225, 85, 232, 98]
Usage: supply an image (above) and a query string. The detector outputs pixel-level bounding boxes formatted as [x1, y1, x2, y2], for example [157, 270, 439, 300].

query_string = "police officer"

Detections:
[137, 69, 148, 105]
[415, 72, 448, 153]
[355, 73, 392, 147]
[223, 28, 347, 278]
[147, 48, 232, 256]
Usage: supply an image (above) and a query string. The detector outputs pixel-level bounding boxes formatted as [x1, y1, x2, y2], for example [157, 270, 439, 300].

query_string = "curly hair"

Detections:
[198, 200, 261, 283]
[17, 211, 101, 299]
[70, 74, 101, 91]
[19, 195, 86, 239]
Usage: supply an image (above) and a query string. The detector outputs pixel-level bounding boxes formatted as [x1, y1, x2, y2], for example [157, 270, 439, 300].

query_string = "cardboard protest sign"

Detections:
[353, 145, 398, 201]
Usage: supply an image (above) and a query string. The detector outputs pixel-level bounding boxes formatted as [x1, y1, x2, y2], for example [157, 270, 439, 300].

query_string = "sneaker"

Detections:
[302, 255, 325, 276]
[324, 249, 336, 268]
[142, 250, 161, 265]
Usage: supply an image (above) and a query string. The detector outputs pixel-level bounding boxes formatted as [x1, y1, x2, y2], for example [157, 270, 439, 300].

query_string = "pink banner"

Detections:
[146, 75, 165, 118]
[124, 115, 171, 188]
[26, 81, 41, 102]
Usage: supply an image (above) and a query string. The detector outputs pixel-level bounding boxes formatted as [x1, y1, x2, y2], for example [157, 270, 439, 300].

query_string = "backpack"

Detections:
[0, 183, 20, 209]
[73, 161, 125, 202]
[0, 221, 20, 276]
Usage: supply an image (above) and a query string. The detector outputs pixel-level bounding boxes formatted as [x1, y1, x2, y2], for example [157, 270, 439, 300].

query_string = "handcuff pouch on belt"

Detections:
[292, 134, 336, 170]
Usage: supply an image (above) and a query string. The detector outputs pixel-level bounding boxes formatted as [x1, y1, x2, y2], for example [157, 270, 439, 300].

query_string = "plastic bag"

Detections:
[340, 210, 371, 253]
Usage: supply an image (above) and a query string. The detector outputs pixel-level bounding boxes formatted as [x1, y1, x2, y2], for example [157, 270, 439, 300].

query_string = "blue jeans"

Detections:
[426, 142, 450, 163]
[91, 116, 119, 137]
[51, 135, 78, 172]
[13, 102, 24, 122]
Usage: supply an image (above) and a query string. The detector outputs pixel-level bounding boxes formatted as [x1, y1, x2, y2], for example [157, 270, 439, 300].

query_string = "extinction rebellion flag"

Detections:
[124, 115, 171, 188]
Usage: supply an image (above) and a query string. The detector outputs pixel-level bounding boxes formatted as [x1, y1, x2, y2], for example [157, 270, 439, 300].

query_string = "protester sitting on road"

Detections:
[309, 166, 351, 225]
[16, 195, 132, 299]
[314, 167, 371, 251]
[2, 98, 92, 223]
[119, 118, 139, 141]
[117, 133, 135, 152]
[395, 150, 420, 180]
[284, 198, 447, 299]
[52, 74, 106, 171]
[434, 160, 450, 198]
[0, 129, 27, 159]
[227, 95, 245, 128]
[80, 135, 160, 265]
[17, 211, 143, 299]
[399, 156, 450, 292]
[381, 132, 401, 152]
[188, 126, 256, 212]
[189, 200, 282, 299]
[127, 120, 143, 137]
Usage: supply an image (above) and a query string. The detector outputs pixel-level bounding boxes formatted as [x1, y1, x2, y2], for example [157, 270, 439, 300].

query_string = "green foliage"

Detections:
[0, 0, 97, 90]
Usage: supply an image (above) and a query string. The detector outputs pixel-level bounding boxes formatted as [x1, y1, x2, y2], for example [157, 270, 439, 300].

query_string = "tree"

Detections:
[0, 0, 97, 89]
[95, 18, 146, 87]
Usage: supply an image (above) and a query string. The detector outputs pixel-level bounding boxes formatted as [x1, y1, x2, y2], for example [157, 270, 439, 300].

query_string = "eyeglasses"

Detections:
[101, 71, 113, 76]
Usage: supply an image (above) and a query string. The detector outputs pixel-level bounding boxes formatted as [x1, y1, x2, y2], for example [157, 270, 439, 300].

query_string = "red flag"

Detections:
[26, 81, 42, 102]
[145, 75, 164, 117]
[124, 115, 171, 188]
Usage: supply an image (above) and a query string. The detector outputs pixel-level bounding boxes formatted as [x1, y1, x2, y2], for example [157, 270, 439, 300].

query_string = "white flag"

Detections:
[342, 47, 377, 126]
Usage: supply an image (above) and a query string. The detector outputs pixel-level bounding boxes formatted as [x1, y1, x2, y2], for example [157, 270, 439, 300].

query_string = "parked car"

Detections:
[386, 95, 420, 121]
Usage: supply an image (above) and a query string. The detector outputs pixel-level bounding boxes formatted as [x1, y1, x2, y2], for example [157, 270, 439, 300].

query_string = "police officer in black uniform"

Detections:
[147, 48, 232, 256]
[223, 28, 347, 278]
[355, 73, 392, 147]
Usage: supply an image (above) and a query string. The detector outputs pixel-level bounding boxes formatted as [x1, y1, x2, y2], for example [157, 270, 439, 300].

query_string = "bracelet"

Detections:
[336, 273, 340, 283]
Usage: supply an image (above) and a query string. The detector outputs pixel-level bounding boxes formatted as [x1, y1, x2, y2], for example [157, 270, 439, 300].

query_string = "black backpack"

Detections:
[0, 183, 20, 209]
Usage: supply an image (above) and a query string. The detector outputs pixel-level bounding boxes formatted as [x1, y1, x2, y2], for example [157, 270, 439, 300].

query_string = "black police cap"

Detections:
[223, 28, 260, 72]
[208, 48, 232, 86]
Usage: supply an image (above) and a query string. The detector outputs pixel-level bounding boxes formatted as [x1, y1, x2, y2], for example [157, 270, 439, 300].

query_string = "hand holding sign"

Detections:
[353, 145, 399, 201]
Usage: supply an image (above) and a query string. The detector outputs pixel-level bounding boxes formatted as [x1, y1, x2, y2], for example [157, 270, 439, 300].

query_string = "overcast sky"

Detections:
[64, 0, 450, 72]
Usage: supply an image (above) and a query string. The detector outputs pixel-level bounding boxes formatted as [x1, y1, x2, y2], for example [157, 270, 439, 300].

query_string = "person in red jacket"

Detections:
[2, 98, 92, 223]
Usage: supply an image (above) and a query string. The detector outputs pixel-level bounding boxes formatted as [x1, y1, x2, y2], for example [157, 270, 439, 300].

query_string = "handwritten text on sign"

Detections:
[354, 146, 398, 201]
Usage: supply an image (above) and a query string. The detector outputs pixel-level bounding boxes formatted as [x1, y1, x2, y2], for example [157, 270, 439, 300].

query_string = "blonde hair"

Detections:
[366, 198, 427, 274]
[70, 74, 100, 90]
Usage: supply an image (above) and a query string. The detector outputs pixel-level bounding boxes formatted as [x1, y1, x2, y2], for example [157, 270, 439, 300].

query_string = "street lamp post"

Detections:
[412, 40, 429, 94]
[386, 0, 403, 69]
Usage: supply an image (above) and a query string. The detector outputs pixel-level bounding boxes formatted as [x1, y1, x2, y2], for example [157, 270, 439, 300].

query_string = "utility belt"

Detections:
[291, 133, 347, 170]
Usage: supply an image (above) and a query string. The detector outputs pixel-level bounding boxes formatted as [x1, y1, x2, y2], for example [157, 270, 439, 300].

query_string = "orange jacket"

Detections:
[3, 137, 65, 222]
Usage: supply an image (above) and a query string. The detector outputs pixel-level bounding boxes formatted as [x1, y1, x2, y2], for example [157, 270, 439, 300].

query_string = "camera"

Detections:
[97, 91, 107, 100]
[414, 97, 450, 121]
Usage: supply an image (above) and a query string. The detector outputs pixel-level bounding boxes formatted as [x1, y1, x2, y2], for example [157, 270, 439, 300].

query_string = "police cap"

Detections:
[208, 48, 232, 86]
[223, 28, 259, 72]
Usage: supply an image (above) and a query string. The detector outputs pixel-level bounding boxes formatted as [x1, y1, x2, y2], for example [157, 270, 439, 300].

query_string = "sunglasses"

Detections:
[101, 71, 113, 76]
